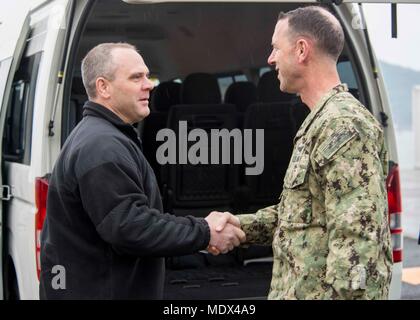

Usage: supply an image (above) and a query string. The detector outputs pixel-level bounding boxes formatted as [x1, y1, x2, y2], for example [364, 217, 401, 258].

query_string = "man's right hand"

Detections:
[205, 211, 246, 255]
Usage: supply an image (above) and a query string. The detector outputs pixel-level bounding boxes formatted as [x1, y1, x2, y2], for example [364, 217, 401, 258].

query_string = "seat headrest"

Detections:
[181, 73, 221, 104]
[72, 78, 87, 95]
[257, 70, 296, 103]
[151, 81, 181, 112]
[224, 81, 257, 112]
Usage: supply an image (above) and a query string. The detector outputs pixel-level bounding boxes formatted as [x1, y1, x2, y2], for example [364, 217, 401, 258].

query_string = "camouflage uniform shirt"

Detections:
[238, 84, 393, 299]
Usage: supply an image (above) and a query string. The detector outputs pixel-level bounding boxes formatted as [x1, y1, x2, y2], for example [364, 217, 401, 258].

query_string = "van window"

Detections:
[3, 52, 42, 164]
[337, 60, 358, 89]
[337, 59, 362, 102]
[259, 67, 271, 77]
[218, 76, 234, 100]
[234, 74, 247, 82]
[218, 74, 248, 101]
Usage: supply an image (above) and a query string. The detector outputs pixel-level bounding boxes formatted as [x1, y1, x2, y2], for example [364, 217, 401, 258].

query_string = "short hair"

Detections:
[278, 6, 344, 61]
[81, 42, 137, 99]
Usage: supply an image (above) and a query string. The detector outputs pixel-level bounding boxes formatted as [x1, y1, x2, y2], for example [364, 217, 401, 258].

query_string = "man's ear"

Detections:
[96, 77, 111, 99]
[296, 38, 310, 64]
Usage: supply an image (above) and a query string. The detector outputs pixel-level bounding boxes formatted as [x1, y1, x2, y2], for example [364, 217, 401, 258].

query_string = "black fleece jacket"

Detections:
[39, 101, 210, 299]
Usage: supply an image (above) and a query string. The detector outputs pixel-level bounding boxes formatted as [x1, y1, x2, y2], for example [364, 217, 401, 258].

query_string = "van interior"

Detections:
[64, 0, 364, 299]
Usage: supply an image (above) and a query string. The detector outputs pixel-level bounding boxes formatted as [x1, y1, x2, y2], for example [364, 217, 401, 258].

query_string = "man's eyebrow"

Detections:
[129, 71, 150, 78]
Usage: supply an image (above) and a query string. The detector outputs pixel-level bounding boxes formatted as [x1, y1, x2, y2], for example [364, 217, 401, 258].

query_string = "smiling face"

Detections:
[267, 19, 301, 94]
[106, 48, 154, 124]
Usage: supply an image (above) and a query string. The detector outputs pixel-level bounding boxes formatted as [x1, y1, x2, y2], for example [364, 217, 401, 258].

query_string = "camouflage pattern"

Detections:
[238, 84, 393, 300]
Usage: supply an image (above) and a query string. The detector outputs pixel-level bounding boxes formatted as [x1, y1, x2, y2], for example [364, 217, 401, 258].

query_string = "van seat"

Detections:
[291, 101, 310, 136]
[65, 77, 88, 138]
[225, 81, 258, 128]
[257, 70, 297, 103]
[143, 82, 181, 187]
[163, 104, 238, 215]
[225, 81, 257, 112]
[71, 77, 88, 123]
[243, 102, 294, 207]
[151, 81, 181, 112]
[181, 72, 221, 104]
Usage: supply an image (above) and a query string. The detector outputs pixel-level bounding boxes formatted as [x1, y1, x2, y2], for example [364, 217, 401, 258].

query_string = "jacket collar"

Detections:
[294, 83, 348, 143]
[82, 101, 142, 149]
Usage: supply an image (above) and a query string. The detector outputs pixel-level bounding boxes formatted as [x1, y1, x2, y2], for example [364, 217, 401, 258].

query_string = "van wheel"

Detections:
[4, 257, 20, 300]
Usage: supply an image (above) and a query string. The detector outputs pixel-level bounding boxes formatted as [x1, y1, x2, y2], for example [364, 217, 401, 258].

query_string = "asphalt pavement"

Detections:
[402, 237, 420, 299]
[401, 169, 420, 299]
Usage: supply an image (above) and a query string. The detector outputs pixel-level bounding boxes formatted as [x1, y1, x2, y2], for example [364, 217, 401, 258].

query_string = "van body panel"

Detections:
[0, 12, 32, 301]
[5, 162, 38, 299]
[2, 0, 70, 300]
[0, 57, 13, 300]
[0, 5, 31, 61]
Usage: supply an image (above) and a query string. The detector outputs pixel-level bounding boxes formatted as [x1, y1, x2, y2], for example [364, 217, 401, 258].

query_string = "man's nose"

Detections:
[144, 78, 155, 91]
[267, 50, 275, 66]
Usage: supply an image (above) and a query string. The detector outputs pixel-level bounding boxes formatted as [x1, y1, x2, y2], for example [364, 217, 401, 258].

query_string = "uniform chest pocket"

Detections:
[283, 139, 311, 189]
[283, 151, 310, 189]
[280, 145, 312, 225]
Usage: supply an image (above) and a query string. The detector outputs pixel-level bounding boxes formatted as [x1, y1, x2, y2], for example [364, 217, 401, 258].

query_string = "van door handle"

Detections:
[1, 185, 13, 201]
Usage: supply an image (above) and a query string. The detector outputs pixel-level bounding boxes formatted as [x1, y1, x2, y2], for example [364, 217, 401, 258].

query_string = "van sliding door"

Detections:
[1, 0, 71, 300]
[0, 13, 31, 300]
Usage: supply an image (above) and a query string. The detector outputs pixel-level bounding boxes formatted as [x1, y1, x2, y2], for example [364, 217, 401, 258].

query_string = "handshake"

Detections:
[204, 211, 246, 256]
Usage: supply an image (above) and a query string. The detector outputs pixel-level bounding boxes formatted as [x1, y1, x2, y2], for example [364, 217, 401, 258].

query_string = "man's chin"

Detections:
[280, 83, 296, 95]
[278, 77, 286, 92]
[280, 84, 289, 93]
[139, 107, 150, 121]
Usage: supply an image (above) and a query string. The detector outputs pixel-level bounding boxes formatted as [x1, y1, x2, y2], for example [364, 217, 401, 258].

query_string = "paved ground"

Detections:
[401, 169, 420, 240]
[402, 237, 420, 299]
[400, 169, 420, 299]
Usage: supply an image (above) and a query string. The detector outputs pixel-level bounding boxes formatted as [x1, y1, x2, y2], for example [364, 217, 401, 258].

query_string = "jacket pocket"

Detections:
[283, 152, 310, 189]
[280, 146, 312, 226]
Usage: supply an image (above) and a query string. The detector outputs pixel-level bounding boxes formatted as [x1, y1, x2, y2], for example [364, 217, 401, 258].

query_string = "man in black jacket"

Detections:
[39, 43, 245, 299]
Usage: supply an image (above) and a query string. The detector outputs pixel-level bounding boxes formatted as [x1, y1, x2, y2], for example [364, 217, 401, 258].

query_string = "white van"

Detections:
[0, 0, 405, 300]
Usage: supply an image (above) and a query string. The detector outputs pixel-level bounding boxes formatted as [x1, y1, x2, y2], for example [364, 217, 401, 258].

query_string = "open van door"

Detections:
[0, 0, 73, 299]
[0, 12, 31, 300]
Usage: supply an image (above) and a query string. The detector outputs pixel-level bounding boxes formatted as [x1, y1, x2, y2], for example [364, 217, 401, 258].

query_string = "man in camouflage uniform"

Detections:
[214, 6, 393, 299]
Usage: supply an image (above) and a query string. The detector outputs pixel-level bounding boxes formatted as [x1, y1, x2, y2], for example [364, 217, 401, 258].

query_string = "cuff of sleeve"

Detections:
[237, 214, 259, 244]
[196, 217, 211, 250]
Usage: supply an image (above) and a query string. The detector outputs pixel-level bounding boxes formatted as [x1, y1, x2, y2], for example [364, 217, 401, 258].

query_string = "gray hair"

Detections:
[81, 42, 137, 99]
[278, 6, 344, 61]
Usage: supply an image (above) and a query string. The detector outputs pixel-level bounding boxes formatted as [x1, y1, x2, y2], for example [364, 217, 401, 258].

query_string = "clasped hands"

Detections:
[204, 211, 246, 256]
